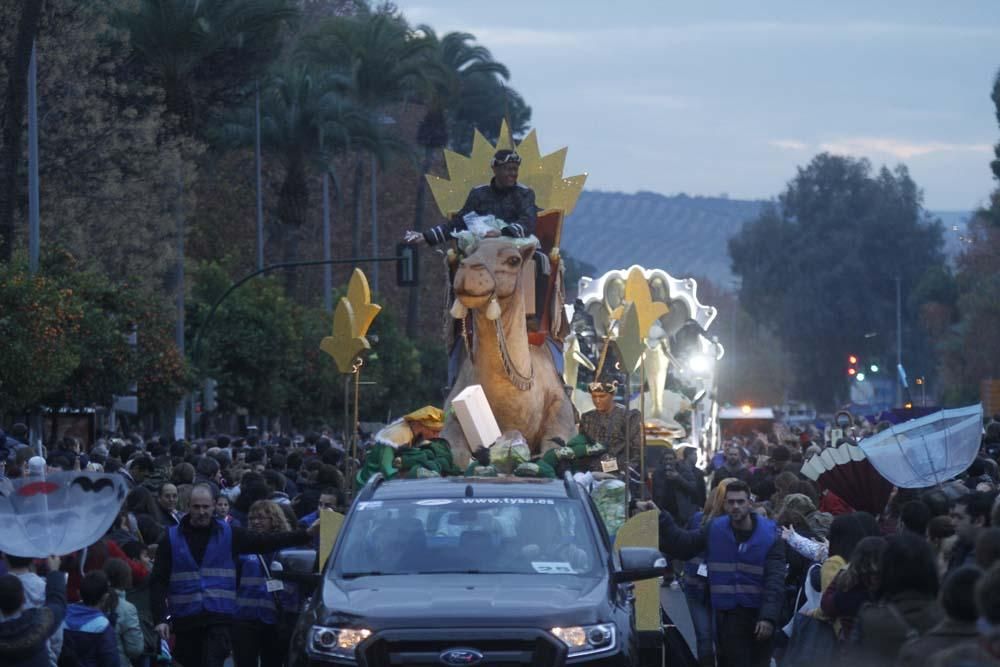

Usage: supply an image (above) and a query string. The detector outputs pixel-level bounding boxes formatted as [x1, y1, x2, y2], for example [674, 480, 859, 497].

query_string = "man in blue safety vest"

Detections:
[646, 479, 785, 667]
[149, 484, 319, 667]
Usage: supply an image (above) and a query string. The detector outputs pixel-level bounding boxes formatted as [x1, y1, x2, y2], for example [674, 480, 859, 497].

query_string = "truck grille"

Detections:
[361, 628, 565, 666]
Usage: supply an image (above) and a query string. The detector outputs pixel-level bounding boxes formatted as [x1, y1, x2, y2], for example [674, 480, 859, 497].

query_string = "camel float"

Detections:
[440, 237, 576, 468]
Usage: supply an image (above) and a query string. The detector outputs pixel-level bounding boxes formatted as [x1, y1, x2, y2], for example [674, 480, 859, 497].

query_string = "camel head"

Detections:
[453, 237, 536, 313]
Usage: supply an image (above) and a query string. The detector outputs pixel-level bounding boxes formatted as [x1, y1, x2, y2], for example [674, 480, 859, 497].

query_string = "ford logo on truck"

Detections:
[439, 647, 484, 665]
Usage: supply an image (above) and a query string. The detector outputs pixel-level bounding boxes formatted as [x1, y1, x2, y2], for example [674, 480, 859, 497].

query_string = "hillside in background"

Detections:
[564, 190, 972, 289]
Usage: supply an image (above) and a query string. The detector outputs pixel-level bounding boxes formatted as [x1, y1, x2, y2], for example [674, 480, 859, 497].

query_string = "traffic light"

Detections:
[396, 243, 418, 286]
[848, 355, 858, 365]
[848, 368, 857, 376]
[203, 378, 218, 412]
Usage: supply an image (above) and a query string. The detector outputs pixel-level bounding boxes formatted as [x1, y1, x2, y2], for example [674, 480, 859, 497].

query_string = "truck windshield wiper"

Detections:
[412, 570, 521, 575]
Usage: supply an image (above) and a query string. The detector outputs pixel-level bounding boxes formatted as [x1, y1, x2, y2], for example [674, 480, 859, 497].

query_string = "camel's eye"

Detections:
[505, 255, 521, 267]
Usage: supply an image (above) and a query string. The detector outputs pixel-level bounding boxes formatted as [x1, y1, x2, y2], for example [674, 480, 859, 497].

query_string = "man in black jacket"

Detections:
[0, 556, 65, 667]
[652, 447, 704, 525]
[405, 149, 538, 246]
[150, 484, 318, 667]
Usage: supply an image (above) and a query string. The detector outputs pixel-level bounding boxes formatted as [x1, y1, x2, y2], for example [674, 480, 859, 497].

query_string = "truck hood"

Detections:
[320, 573, 611, 628]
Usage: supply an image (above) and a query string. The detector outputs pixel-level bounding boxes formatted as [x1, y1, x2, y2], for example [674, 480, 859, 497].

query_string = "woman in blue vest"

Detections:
[682, 477, 740, 667]
[651, 479, 786, 667]
[232, 500, 300, 667]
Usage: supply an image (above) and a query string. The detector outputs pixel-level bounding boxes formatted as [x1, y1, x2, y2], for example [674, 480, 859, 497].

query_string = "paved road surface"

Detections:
[661, 583, 696, 654]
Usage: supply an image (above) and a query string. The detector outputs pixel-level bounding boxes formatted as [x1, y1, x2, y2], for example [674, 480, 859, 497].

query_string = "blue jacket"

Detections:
[236, 554, 278, 624]
[167, 520, 238, 618]
[707, 514, 777, 612]
[0, 571, 66, 667]
[61, 604, 119, 667]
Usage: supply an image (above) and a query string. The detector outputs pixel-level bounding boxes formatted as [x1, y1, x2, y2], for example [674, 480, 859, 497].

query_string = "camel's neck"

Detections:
[471, 291, 532, 389]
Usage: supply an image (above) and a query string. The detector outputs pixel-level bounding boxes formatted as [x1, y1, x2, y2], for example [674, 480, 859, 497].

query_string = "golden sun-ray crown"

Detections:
[426, 120, 587, 218]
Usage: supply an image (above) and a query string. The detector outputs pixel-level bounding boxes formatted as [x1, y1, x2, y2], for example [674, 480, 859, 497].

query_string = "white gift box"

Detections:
[451, 384, 502, 449]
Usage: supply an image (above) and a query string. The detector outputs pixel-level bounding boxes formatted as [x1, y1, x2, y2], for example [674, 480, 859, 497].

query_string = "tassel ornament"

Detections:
[485, 296, 501, 321]
[450, 299, 469, 319]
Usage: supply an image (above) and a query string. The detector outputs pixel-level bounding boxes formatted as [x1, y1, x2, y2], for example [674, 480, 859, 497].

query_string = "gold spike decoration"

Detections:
[320, 269, 381, 374]
[345, 268, 381, 338]
[426, 120, 588, 218]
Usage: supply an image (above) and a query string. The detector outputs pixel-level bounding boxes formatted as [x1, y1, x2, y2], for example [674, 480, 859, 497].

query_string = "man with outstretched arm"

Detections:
[149, 484, 319, 667]
[640, 480, 784, 667]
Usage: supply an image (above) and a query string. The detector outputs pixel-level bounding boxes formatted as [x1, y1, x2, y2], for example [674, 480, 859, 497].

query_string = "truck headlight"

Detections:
[307, 626, 372, 661]
[551, 623, 616, 657]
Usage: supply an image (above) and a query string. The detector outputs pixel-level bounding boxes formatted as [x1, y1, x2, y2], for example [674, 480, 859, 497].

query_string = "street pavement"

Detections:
[661, 582, 696, 654]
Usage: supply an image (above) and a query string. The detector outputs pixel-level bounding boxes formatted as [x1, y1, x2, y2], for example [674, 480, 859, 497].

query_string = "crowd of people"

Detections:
[0, 429, 348, 667]
[645, 418, 1000, 667]
[4, 417, 1000, 667]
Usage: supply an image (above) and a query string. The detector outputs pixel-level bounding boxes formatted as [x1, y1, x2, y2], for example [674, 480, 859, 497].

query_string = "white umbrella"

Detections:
[0, 471, 127, 557]
[858, 404, 983, 489]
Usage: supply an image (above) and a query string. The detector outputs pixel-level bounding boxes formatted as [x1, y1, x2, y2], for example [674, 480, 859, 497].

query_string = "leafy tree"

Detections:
[406, 27, 510, 335]
[300, 9, 430, 260]
[448, 74, 531, 154]
[0, 254, 83, 416]
[0, 250, 188, 418]
[214, 66, 382, 289]
[729, 153, 946, 408]
[188, 261, 299, 417]
[937, 70, 1000, 403]
[116, 0, 299, 135]
[0, 0, 199, 287]
[0, 0, 45, 261]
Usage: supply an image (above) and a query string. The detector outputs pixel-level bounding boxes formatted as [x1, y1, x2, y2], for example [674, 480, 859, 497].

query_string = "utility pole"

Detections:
[322, 172, 332, 312]
[896, 275, 902, 408]
[175, 173, 186, 440]
[370, 153, 379, 295]
[254, 81, 264, 271]
[27, 42, 39, 275]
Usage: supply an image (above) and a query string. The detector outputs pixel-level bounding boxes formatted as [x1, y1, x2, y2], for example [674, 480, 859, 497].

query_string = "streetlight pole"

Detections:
[322, 172, 332, 312]
[27, 42, 40, 275]
[370, 152, 378, 295]
[254, 80, 264, 271]
[896, 275, 902, 408]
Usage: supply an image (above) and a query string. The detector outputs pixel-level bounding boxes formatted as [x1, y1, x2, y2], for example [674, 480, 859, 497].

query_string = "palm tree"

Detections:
[117, 0, 299, 135]
[405, 28, 511, 336]
[215, 65, 382, 291]
[300, 9, 436, 267]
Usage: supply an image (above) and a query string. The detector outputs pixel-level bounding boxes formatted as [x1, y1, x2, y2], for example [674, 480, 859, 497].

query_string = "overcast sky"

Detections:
[397, 1, 1000, 210]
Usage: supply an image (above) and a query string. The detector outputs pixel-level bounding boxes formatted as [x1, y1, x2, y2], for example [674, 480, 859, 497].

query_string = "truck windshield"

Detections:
[334, 497, 601, 578]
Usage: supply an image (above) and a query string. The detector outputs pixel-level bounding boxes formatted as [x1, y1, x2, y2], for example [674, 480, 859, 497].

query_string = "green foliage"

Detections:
[0, 251, 188, 417]
[116, 0, 300, 135]
[188, 261, 444, 427]
[729, 153, 946, 408]
[0, 256, 83, 415]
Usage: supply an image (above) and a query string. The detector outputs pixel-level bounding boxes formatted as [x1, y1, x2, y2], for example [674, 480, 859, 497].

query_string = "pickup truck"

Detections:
[286, 472, 668, 666]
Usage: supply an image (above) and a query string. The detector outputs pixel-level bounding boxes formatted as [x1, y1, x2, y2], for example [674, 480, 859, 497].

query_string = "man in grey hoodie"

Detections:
[2, 555, 62, 667]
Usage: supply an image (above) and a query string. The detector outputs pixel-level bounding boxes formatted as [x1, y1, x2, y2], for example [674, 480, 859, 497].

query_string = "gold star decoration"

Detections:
[345, 268, 381, 338]
[320, 299, 371, 374]
[610, 267, 670, 338]
[426, 119, 588, 218]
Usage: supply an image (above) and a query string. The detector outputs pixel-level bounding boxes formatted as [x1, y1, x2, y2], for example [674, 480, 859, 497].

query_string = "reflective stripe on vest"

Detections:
[167, 520, 238, 618]
[706, 515, 777, 612]
[235, 555, 277, 624]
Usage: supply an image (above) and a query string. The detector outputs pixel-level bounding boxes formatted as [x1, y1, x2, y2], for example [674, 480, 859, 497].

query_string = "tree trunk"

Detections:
[0, 0, 45, 262]
[406, 145, 434, 337]
[351, 158, 363, 260]
[277, 158, 309, 294]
